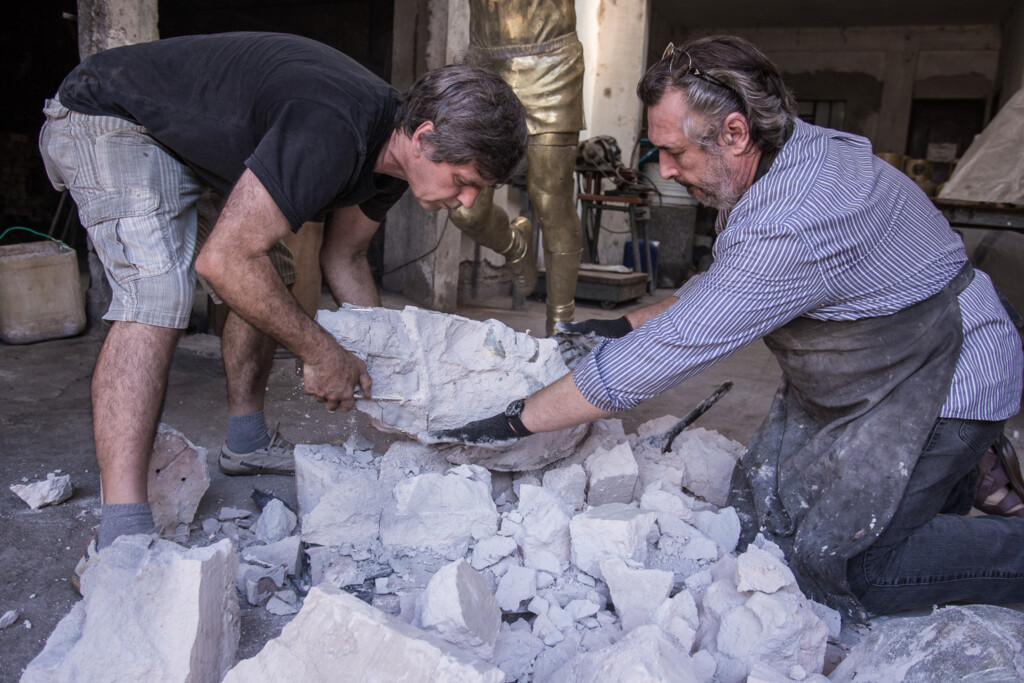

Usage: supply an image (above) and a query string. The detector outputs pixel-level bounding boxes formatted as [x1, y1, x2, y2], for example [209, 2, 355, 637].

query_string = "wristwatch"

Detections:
[504, 398, 533, 438]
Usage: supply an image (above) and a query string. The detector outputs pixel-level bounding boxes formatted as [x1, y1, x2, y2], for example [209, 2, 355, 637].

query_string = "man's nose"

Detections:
[458, 185, 481, 209]
[659, 156, 679, 180]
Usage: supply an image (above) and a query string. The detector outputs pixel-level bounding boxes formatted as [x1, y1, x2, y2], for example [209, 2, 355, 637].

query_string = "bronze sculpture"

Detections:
[452, 0, 585, 336]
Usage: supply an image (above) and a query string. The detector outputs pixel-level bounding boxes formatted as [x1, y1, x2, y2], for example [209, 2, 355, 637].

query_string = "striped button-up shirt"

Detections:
[574, 119, 1022, 421]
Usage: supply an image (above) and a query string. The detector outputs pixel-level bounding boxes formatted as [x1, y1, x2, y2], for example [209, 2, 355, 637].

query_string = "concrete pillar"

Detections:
[998, 0, 1024, 110]
[383, 0, 468, 312]
[875, 49, 917, 154]
[576, 0, 650, 264]
[76, 0, 158, 59]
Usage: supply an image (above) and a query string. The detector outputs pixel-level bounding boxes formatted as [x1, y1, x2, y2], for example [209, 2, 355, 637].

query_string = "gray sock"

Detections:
[97, 503, 154, 549]
[226, 410, 270, 454]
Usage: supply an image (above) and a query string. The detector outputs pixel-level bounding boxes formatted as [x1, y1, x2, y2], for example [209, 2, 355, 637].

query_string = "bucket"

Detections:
[0, 241, 85, 344]
[623, 239, 659, 285]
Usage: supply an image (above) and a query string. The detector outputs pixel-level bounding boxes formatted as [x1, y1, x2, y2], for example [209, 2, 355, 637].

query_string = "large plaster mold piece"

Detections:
[317, 305, 567, 435]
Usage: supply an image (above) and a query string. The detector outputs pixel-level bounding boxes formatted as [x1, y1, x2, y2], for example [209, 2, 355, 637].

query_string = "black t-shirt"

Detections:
[58, 32, 408, 229]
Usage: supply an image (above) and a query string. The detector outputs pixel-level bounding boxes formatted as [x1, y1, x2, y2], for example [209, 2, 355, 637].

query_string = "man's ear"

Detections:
[410, 121, 435, 158]
[720, 112, 752, 155]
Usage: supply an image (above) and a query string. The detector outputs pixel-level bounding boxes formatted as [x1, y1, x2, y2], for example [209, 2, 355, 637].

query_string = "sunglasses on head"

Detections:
[662, 42, 745, 110]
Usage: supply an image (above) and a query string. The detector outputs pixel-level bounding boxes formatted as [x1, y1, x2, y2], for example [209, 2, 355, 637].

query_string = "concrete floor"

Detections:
[1, 286, 1021, 679]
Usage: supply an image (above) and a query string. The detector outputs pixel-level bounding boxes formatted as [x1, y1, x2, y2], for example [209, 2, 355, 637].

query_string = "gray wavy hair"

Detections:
[637, 35, 797, 154]
[396, 64, 528, 183]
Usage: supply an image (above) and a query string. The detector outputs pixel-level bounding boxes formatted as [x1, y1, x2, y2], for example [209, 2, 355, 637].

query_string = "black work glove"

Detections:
[552, 316, 632, 369]
[428, 412, 523, 445]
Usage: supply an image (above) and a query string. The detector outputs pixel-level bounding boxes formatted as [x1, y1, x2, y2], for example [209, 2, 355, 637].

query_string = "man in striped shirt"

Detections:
[435, 35, 1024, 621]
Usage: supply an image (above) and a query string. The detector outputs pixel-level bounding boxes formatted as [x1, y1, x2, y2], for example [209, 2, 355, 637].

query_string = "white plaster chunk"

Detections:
[641, 485, 697, 538]
[748, 663, 829, 682]
[649, 591, 700, 651]
[541, 625, 703, 683]
[414, 559, 501, 660]
[241, 535, 302, 576]
[253, 498, 297, 544]
[0, 609, 19, 630]
[316, 305, 566, 434]
[265, 596, 299, 616]
[568, 503, 657, 579]
[681, 534, 721, 562]
[495, 566, 537, 612]
[516, 484, 572, 564]
[671, 428, 745, 507]
[470, 535, 518, 571]
[692, 507, 741, 556]
[809, 600, 842, 641]
[223, 584, 503, 682]
[527, 596, 549, 616]
[546, 601, 573, 633]
[492, 627, 546, 682]
[542, 464, 586, 511]
[584, 442, 639, 506]
[380, 471, 498, 556]
[700, 581, 828, 683]
[532, 611, 565, 646]
[306, 547, 364, 588]
[573, 418, 628, 463]
[564, 599, 600, 622]
[23, 536, 238, 683]
[218, 507, 252, 521]
[600, 558, 675, 633]
[10, 472, 72, 510]
[736, 544, 797, 594]
[524, 549, 562, 576]
[147, 424, 210, 534]
[295, 443, 382, 547]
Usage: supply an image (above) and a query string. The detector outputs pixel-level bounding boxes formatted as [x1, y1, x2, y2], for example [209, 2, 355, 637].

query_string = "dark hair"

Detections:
[395, 64, 528, 183]
[637, 35, 797, 154]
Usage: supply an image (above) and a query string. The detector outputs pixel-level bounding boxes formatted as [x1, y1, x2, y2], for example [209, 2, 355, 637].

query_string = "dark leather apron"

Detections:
[729, 263, 973, 622]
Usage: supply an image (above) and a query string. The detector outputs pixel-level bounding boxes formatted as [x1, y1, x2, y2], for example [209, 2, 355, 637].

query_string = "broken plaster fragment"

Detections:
[10, 472, 72, 510]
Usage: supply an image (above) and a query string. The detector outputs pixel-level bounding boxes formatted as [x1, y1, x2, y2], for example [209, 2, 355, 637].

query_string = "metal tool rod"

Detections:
[660, 381, 734, 453]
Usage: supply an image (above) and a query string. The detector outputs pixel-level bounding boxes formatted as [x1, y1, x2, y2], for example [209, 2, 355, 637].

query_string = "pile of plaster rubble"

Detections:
[21, 307, 1024, 682]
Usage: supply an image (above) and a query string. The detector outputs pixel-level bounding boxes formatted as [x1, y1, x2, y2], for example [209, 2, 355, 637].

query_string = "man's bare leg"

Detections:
[218, 308, 295, 474]
[92, 320, 180, 547]
[222, 308, 277, 418]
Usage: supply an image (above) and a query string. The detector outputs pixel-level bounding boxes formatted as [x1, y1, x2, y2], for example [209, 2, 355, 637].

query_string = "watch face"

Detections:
[505, 399, 525, 418]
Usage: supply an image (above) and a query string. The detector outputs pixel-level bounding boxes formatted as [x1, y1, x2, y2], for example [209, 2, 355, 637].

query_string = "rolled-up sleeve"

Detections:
[572, 225, 823, 412]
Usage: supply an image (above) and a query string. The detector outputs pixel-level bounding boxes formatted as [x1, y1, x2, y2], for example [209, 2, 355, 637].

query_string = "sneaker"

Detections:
[219, 428, 296, 476]
[71, 535, 99, 594]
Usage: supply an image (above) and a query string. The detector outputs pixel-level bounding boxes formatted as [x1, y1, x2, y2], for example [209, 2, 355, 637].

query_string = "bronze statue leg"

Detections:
[450, 186, 538, 296]
[527, 134, 582, 336]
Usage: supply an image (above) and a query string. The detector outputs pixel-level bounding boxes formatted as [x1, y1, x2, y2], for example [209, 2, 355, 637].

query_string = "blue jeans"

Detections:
[847, 417, 1024, 615]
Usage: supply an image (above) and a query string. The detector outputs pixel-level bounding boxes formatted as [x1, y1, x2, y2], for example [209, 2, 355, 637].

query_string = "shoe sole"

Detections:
[218, 458, 294, 477]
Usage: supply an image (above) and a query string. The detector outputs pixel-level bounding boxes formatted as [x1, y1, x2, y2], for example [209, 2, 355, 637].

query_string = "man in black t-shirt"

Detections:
[38, 32, 526, 576]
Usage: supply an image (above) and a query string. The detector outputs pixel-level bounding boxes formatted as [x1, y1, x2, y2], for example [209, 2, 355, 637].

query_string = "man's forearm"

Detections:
[521, 373, 612, 433]
[206, 252, 334, 364]
[323, 254, 380, 308]
[624, 296, 678, 329]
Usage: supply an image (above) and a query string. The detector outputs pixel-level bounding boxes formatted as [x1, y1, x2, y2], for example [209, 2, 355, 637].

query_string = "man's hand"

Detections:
[427, 413, 521, 445]
[552, 316, 632, 369]
[302, 342, 372, 412]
